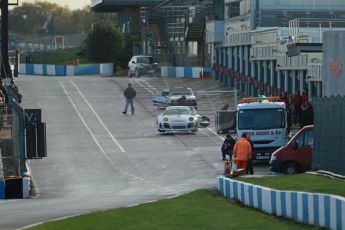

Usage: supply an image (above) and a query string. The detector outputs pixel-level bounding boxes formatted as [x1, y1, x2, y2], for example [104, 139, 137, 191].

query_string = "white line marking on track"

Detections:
[207, 127, 225, 141]
[56, 81, 181, 207]
[142, 80, 157, 92]
[59, 82, 119, 170]
[135, 79, 154, 95]
[70, 81, 125, 153]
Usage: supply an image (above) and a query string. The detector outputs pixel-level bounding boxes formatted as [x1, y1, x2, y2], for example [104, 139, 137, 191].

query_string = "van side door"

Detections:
[293, 129, 313, 171]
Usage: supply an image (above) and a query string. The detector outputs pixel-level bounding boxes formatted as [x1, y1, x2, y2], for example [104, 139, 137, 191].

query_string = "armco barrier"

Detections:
[217, 176, 345, 230]
[161, 66, 212, 78]
[19, 63, 113, 77]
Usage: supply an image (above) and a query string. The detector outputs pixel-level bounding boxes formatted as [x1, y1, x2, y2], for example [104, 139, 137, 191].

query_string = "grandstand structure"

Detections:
[92, 0, 345, 99]
[207, 0, 345, 99]
[92, 0, 213, 67]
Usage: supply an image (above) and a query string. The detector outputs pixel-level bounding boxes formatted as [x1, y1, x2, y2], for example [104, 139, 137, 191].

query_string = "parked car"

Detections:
[128, 55, 158, 77]
[156, 106, 201, 133]
[269, 125, 314, 174]
[152, 87, 197, 109]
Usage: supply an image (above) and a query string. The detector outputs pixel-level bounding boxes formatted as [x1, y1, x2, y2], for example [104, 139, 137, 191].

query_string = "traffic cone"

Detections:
[223, 158, 231, 176]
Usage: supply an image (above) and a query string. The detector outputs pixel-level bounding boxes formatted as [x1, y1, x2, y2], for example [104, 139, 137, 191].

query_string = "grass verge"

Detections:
[29, 189, 321, 230]
[237, 173, 345, 197]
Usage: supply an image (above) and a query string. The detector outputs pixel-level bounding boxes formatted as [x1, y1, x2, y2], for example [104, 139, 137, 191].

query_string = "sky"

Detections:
[19, 0, 90, 10]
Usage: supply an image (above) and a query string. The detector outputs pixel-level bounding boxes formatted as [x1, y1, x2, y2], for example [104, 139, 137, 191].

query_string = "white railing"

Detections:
[289, 18, 345, 43]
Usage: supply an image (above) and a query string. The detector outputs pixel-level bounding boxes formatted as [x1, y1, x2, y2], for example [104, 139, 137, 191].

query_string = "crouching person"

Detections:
[221, 134, 236, 161]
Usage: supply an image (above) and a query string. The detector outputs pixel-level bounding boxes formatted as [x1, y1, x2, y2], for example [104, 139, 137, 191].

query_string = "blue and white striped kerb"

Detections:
[161, 66, 211, 78]
[217, 176, 345, 230]
[19, 63, 113, 77]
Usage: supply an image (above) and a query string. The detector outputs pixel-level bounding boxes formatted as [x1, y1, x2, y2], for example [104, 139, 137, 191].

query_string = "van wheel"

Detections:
[128, 70, 131, 77]
[282, 162, 299, 174]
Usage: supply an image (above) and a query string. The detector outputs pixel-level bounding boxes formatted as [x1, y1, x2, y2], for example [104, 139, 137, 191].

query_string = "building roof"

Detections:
[91, 0, 164, 12]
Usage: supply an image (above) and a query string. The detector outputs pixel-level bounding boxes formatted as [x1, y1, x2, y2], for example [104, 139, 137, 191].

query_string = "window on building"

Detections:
[177, 41, 180, 54]
[214, 0, 224, 20]
[228, 1, 240, 18]
[187, 41, 198, 57]
[240, 0, 251, 15]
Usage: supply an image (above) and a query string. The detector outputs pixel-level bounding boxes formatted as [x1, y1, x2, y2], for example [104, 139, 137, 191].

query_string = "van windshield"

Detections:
[238, 108, 285, 130]
[170, 88, 192, 96]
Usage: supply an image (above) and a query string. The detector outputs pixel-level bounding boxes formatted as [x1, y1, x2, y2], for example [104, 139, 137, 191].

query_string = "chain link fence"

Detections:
[0, 108, 21, 179]
[312, 96, 345, 175]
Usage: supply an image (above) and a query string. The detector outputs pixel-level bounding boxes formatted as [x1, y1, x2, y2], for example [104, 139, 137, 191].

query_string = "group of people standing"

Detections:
[221, 133, 254, 175]
[279, 88, 314, 131]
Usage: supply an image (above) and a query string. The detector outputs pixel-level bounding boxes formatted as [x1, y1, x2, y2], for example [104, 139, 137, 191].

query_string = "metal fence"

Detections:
[0, 86, 26, 181]
[312, 96, 345, 175]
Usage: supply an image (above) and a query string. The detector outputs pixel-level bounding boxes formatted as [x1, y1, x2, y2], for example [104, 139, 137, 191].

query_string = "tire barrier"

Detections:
[217, 176, 345, 230]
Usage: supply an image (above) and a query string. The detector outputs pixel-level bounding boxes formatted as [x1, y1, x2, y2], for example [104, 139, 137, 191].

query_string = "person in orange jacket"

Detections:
[233, 133, 252, 175]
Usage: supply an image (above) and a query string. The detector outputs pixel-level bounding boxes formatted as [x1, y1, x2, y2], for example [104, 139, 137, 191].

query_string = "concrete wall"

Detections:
[313, 97, 345, 175]
[217, 176, 345, 230]
[322, 31, 345, 97]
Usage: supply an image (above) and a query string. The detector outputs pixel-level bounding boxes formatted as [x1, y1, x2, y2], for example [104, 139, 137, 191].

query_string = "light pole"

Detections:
[91, 20, 105, 31]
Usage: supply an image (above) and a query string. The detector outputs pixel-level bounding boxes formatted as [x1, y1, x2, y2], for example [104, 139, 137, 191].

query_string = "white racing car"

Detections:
[156, 106, 201, 133]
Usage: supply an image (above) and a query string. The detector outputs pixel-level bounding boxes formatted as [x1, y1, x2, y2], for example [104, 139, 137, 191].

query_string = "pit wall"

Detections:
[0, 180, 4, 198]
[19, 63, 114, 77]
[217, 176, 345, 230]
[160, 66, 212, 78]
[19, 64, 212, 78]
[0, 177, 30, 199]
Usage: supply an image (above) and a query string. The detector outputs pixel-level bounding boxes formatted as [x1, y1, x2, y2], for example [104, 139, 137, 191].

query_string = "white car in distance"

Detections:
[152, 87, 197, 109]
[128, 55, 158, 77]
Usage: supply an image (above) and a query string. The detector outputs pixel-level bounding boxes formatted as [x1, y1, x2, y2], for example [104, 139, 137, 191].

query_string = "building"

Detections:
[91, 0, 345, 98]
[208, 0, 345, 99]
[91, 0, 213, 66]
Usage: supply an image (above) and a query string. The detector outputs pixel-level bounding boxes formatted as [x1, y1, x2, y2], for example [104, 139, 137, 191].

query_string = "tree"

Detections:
[9, 2, 118, 36]
[121, 34, 140, 61]
[86, 22, 124, 62]
[9, 2, 60, 34]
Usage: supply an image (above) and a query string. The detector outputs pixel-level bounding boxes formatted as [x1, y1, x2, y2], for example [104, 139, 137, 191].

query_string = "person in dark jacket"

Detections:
[177, 95, 188, 106]
[122, 83, 136, 115]
[246, 134, 254, 175]
[221, 134, 236, 161]
[300, 101, 313, 128]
